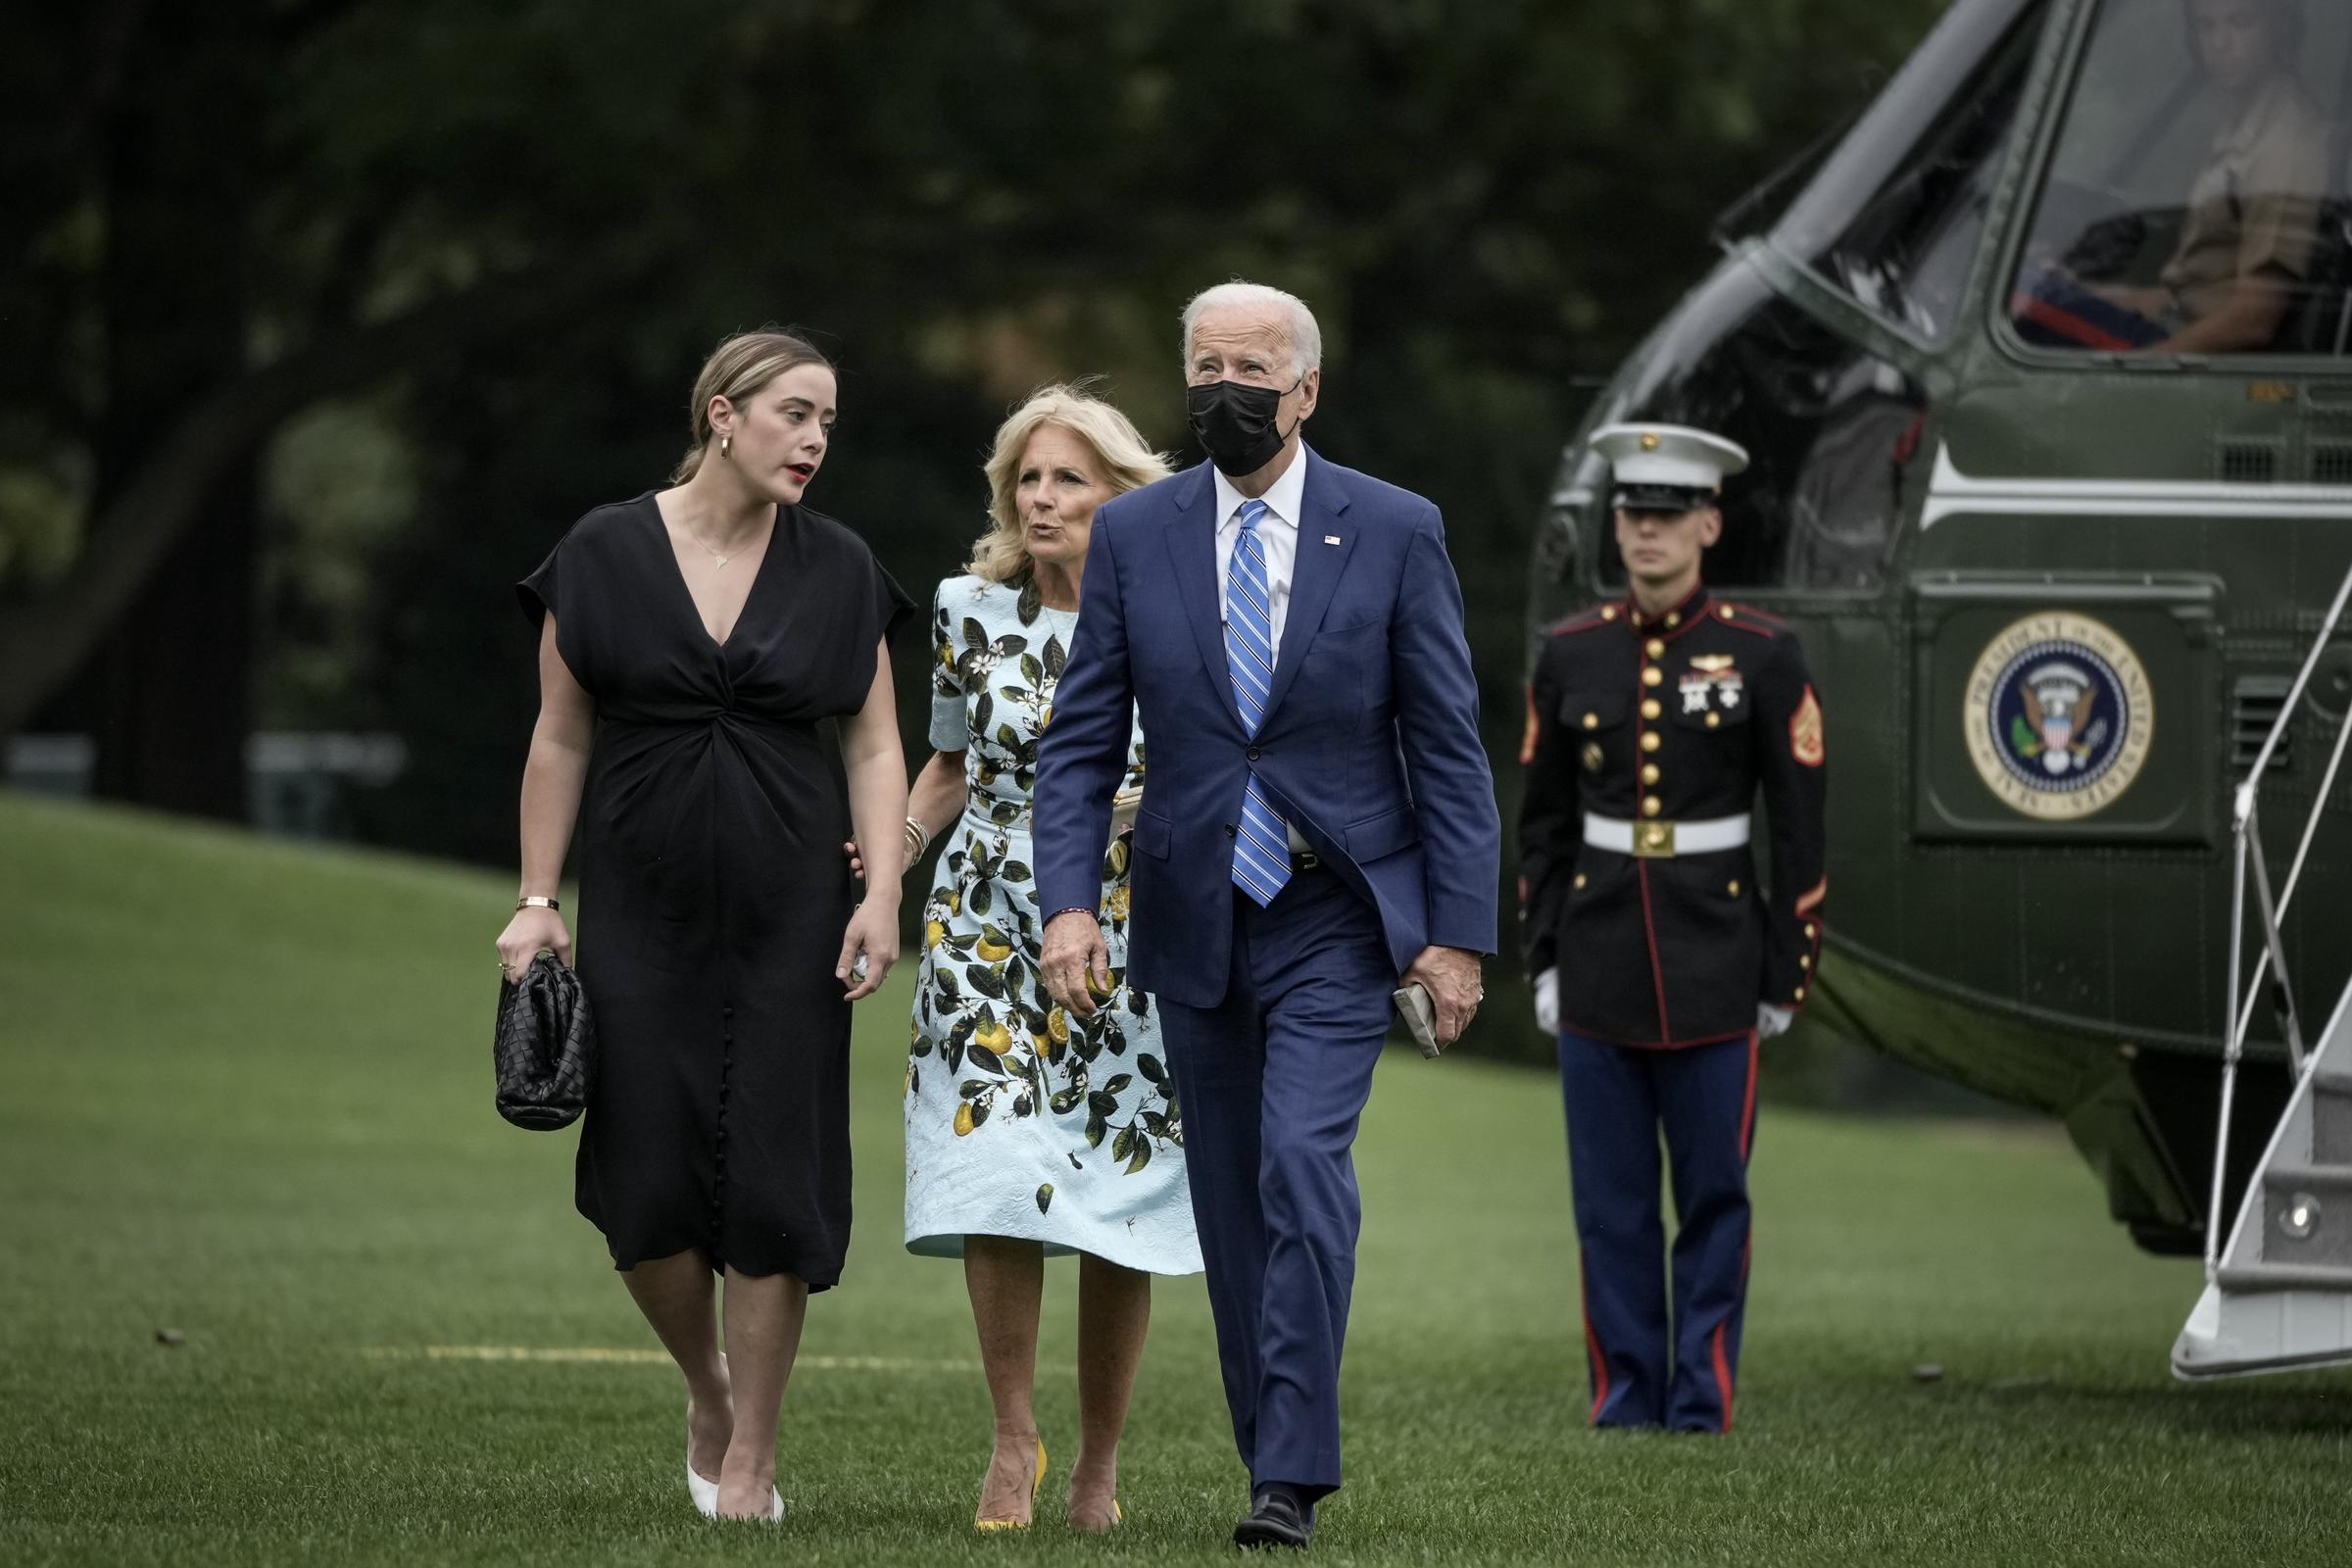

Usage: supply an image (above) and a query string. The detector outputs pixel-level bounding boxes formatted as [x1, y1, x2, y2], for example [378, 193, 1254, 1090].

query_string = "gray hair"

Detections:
[1180, 281, 1323, 380]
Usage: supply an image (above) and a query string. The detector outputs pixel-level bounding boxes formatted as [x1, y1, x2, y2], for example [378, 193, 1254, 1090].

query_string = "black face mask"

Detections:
[1185, 376, 1301, 476]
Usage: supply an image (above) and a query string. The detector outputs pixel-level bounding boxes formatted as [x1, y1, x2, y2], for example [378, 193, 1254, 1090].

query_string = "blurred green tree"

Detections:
[1, 0, 1944, 1045]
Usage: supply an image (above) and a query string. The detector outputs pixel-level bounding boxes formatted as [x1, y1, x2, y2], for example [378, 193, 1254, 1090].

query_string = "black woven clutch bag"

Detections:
[494, 955, 595, 1130]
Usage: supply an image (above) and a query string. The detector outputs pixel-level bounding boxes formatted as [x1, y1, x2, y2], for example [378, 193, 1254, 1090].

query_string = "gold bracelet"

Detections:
[516, 895, 561, 911]
[903, 816, 931, 857]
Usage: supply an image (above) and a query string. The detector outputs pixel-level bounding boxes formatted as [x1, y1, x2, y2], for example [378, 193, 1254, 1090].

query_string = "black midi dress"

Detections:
[517, 493, 913, 1287]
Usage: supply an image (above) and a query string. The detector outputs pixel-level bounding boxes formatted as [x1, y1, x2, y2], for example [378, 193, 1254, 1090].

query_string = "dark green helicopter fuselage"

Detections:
[1531, 0, 2352, 1250]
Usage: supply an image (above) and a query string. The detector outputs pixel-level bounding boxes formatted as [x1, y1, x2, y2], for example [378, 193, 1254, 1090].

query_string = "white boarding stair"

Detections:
[2174, 559, 2352, 1379]
[2175, 984, 2352, 1378]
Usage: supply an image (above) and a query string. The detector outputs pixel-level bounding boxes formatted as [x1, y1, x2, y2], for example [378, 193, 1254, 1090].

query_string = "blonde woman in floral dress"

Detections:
[904, 386, 1200, 1533]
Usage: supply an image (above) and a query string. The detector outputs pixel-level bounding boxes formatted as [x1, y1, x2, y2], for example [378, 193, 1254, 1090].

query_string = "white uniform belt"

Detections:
[1584, 812, 1749, 858]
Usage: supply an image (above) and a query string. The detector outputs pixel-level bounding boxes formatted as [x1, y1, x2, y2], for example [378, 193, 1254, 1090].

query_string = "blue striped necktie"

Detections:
[1225, 499, 1291, 906]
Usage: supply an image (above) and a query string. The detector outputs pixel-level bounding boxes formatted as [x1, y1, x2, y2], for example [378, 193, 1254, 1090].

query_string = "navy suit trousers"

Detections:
[1557, 1028, 1759, 1433]
[1156, 867, 1394, 1499]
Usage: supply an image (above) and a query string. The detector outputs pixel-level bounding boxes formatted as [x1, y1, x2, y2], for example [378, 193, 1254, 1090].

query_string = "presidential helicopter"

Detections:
[1526, 0, 2352, 1375]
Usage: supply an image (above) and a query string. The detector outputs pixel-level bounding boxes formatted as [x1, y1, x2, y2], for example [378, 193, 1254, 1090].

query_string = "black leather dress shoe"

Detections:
[1233, 1484, 1314, 1549]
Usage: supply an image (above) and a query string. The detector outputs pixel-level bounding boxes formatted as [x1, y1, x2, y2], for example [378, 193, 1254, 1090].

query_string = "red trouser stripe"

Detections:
[1580, 1263, 1611, 1424]
[1713, 1031, 1760, 1430]
[2009, 293, 2140, 352]
[1711, 1321, 1735, 1433]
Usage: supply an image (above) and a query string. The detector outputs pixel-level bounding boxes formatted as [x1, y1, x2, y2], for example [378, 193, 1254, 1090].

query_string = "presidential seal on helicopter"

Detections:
[1962, 611, 2157, 818]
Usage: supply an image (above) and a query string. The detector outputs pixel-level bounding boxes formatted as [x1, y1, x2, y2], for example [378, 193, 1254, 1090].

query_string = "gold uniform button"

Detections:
[1728, 879, 1741, 897]
[1642, 698, 1662, 720]
[1642, 666, 1663, 688]
[1704, 711, 1721, 729]
[1583, 711, 1599, 730]
[1601, 606, 1619, 621]
[1804, 922, 1817, 940]
[1665, 612, 1681, 628]
[1573, 873, 1588, 890]
[1641, 731, 1661, 754]
[1642, 796, 1662, 817]
[1793, 985, 1807, 1002]
[1719, 605, 1736, 620]
[1645, 638, 1665, 659]
[1800, 954, 1813, 969]
[1641, 763, 1660, 785]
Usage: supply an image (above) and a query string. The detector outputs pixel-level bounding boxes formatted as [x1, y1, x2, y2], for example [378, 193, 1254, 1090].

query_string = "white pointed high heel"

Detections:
[704, 1480, 784, 1523]
[687, 1356, 729, 1518]
[686, 1456, 719, 1518]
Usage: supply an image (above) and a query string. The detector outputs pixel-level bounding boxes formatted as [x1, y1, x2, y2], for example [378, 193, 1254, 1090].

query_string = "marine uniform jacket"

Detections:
[1517, 583, 1828, 1049]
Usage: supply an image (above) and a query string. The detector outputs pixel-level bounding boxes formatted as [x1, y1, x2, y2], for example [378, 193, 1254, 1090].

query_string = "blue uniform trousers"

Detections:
[1558, 1028, 1758, 1432]
[1157, 867, 1394, 1499]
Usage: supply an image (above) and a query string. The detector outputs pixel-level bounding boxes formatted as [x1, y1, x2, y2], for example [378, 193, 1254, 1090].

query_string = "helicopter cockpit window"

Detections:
[1769, 0, 2047, 343]
[1592, 277, 1930, 596]
[2011, 0, 2352, 357]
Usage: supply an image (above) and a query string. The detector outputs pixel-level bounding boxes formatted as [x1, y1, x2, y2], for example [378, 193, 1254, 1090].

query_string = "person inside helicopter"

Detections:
[2015, 0, 2330, 355]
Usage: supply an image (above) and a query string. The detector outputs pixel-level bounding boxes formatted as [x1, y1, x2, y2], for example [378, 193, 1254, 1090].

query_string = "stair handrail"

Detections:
[2206, 561, 2352, 1279]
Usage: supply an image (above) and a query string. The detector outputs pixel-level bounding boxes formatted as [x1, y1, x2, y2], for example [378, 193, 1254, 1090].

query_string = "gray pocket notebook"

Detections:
[1393, 982, 1443, 1058]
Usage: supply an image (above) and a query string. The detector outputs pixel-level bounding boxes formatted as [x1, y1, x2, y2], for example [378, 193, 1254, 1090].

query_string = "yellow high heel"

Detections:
[974, 1439, 1047, 1532]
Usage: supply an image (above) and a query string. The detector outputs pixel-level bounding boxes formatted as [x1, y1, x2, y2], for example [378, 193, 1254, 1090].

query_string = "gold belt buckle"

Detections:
[1631, 820, 1676, 858]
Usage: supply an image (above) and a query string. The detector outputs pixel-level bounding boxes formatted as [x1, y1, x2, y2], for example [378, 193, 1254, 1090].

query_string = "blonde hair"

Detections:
[966, 384, 1173, 584]
[672, 329, 833, 482]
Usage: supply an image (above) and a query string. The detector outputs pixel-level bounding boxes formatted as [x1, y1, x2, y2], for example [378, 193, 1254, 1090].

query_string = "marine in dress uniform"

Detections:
[1517, 423, 1828, 1434]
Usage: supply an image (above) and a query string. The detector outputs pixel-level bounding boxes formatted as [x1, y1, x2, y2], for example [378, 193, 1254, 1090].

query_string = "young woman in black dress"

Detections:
[497, 330, 913, 1522]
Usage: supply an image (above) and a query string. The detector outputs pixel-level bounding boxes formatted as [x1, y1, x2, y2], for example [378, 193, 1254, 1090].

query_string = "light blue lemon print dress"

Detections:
[904, 573, 1201, 1274]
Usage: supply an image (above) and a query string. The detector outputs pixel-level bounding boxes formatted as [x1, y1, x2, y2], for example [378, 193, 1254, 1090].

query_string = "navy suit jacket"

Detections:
[1034, 449, 1500, 1009]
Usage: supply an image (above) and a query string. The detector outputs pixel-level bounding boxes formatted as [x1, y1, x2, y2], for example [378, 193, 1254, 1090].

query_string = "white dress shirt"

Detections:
[1211, 448, 1313, 851]
[1211, 447, 1308, 659]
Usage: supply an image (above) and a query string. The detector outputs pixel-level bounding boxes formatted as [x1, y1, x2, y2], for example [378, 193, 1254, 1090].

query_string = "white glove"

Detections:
[1534, 968, 1559, 1035]
[1756, 1003, 1793, 1041]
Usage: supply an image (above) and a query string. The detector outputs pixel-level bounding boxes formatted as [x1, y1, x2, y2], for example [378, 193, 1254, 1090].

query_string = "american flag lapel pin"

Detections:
[1323, 534, 1341, 545]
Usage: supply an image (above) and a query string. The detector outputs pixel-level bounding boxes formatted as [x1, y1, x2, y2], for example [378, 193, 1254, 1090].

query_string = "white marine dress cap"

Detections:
[1590, 423, 1751, 512]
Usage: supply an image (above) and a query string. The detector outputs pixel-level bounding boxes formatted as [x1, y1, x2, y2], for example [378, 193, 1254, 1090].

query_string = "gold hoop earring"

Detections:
[719, 434, 732, 459]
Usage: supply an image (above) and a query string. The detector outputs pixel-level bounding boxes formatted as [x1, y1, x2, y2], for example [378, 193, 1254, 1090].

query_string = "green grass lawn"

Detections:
[3, 792, 2348, 1566]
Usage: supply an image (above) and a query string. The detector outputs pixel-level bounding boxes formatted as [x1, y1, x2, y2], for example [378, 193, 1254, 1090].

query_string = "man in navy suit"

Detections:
[1035, 281, 1499, 1549]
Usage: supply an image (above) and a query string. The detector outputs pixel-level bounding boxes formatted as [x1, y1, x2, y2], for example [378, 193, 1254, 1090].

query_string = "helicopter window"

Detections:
[1771, 0, 2048, 343]
[2010, 0, 2352, 358]
[1596, 289, 1929, 594]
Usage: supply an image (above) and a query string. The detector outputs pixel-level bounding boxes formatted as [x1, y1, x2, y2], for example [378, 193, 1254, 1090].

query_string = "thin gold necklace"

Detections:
[682, 520, 760, 570]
